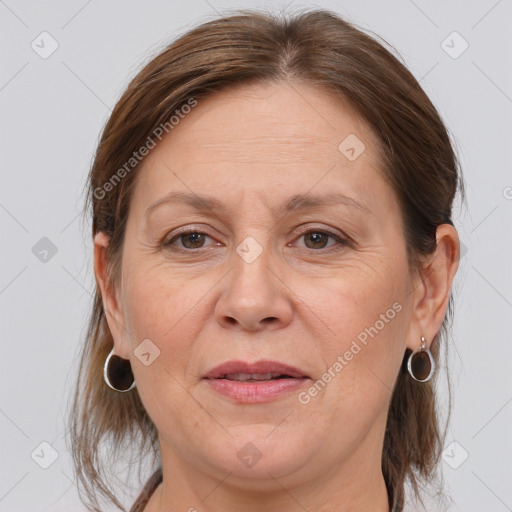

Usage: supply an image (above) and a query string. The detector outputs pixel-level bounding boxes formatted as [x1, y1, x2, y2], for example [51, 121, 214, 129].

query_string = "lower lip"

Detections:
[204, 377, 309, 403]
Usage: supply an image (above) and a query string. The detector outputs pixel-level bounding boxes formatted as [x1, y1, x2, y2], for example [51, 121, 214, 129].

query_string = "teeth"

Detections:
[224, 372, 283, 381]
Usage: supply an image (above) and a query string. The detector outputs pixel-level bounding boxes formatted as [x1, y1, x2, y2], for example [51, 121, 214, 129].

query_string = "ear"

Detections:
[406, 224, 460, 350]
[94, 231, 132, 359]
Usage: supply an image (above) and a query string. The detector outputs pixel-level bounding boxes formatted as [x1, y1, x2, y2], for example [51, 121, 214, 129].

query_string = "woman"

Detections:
[70, 8, 461, 512]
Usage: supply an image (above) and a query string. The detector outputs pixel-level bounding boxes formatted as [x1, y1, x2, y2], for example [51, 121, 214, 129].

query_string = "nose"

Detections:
[215, 242, 293, 332]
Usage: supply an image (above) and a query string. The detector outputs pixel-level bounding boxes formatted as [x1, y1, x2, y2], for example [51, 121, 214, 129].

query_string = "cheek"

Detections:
[297, 263, 408, 415]
[122, 266, 209, 381]
[124, 262, 196, 333]
[300, 253, 407, 346]
[121, 269, 205, 433]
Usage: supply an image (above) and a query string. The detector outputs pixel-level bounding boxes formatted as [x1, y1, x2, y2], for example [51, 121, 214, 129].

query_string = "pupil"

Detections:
[306, 232, 327, 249]
[184, 233, 204, 248]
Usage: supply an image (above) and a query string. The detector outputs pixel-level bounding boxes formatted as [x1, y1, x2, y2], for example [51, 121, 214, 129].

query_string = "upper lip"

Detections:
[203, 360, 310, 379]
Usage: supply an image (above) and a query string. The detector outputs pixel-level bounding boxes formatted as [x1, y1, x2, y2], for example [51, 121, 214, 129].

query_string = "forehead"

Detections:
[158, 81, 375, 155]
[130, 81, 389, 214]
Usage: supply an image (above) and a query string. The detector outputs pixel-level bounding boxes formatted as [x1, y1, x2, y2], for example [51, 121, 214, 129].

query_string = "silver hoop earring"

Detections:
[407, 336, 435, 382]
[103, 348, 136, 392]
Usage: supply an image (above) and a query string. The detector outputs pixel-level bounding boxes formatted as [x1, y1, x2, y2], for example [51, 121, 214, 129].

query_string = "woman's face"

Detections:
[101, 81, 425, 493]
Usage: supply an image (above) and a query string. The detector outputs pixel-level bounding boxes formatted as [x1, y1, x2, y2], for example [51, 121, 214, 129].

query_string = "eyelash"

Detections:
[162, 227, 348, 253]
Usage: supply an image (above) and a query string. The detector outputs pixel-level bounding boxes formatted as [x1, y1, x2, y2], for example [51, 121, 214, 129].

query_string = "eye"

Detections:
[293, 229, 347, 250]
[162, 227, 348, 252]
[163, 229, 217, 250]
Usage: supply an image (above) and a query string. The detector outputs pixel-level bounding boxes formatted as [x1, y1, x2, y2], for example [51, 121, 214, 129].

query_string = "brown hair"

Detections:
[69, 8, 462, 511]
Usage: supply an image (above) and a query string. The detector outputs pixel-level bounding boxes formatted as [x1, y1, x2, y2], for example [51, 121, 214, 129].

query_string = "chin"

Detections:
[203, 426, 315, 485]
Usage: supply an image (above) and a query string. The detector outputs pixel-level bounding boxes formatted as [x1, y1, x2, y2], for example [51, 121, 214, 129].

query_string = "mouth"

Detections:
[202, 360, 310, 403]
[203, 360, 310, 380]
[219, 372, 298, 381]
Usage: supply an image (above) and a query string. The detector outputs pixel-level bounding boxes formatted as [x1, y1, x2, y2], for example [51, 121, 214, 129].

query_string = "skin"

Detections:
[94, 81, 459, 511]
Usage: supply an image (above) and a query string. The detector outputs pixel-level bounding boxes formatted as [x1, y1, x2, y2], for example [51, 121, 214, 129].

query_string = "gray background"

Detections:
[1, 0, 511, 510]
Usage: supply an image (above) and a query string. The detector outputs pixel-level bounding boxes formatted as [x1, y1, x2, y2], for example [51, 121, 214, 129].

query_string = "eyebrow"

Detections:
[144, 190, 372, 220]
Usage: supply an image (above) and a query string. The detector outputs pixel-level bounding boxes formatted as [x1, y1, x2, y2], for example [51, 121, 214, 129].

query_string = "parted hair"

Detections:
[69, 8, 462, 511]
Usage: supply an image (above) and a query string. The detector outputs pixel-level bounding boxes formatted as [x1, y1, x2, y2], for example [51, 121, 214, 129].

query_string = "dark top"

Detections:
[130, 467, 404, 512]
[130, 467, 163, 512]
